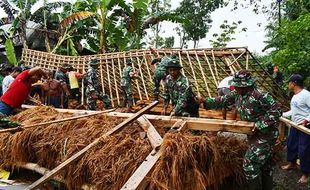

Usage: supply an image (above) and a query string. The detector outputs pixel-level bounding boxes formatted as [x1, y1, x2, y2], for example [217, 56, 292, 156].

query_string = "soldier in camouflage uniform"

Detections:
[120, 59, 137, 111]
[151, 56, 171, 100]
[85, 59, 112, 110]
[197, 70, 282, 190]
[163, 59, 199, 117]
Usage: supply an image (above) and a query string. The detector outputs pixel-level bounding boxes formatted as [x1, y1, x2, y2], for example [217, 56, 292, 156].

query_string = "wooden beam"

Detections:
[21, 105, 252, 134]
[26, 101, 158, 190]
[137, 115, 163, 149]
[107, 112, 253, 134]
[0, 108, 116, 134]
[121, 150, 161, 190]
[280, 117, 310, 135]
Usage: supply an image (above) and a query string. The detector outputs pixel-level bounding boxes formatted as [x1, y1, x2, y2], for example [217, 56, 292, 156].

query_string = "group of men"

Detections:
[0, 56, 308, 189]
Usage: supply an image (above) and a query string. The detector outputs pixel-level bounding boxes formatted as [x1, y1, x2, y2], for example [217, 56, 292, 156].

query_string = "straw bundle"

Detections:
[149, 133, 247, 190]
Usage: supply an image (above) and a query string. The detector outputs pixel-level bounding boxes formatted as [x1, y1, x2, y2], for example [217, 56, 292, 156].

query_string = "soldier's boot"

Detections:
[262, 171, 273, 190]
[247, 175, 262, 190]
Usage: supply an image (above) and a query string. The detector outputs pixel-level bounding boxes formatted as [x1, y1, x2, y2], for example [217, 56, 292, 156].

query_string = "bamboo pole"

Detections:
[142, 51, 153, 87]
[130, 52, 142, 100]
[195, 51, 211, 97]
[26, 101, 158, 190]
[100, 60, 105, 94]
[280, 117, 310, 135]
[186, 51, 199, 95]
[0, 108, 116, 134]
[111, 59, 120, 105]
[81, 58, 86, 105]
[246, 51, 249, 70]
[211, 49, 219, 82]
[135, 55, 149, 99]
[105, 58, 114, 107]
[203, 50, 218, 86]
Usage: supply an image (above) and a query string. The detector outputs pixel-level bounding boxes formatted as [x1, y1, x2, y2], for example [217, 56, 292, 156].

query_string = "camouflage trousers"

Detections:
[86, 91, 112, 110]
[243, 133, 277, 180]
[153, 71, 166, 99]
[121, 85, 133, 108]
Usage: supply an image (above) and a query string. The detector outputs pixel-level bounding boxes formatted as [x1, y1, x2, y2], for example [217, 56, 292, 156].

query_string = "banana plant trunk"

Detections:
[99, 9, 107, 53]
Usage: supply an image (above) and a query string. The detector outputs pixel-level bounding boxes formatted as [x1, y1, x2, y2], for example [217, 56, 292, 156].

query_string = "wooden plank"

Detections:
[26, 101, 158, 190]
[278, 122, 286, 141]
[0, 108, 116, 134]
[136, 55, 149, 99]
[107, 112, 254, 134]
[137, 115, 163, 149]
[280, 117, 310, 135]
[121, 150, 161, 190]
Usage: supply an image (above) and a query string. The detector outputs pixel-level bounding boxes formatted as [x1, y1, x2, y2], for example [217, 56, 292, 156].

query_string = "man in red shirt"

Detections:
[0, 67, 48, 115]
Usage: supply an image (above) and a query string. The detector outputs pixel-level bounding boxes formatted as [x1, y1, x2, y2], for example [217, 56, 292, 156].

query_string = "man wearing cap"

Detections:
[151, 56, 171, 100]
[120, 59, 137, 112]
[281, 74, 310, 184]
[162, 59, 199, 117]
[85, 59, 112, 110]
[197, 70, 282, 190]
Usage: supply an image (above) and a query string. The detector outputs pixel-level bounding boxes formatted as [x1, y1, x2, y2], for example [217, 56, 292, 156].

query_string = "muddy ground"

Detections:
[274, 148, 310, 190]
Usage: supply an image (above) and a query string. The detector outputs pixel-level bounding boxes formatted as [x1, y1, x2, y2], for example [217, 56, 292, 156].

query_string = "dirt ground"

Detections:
[273, 148, 310, 190]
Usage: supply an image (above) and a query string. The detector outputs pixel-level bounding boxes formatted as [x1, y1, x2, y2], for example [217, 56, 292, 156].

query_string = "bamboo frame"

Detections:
[21, 48, 289, 108]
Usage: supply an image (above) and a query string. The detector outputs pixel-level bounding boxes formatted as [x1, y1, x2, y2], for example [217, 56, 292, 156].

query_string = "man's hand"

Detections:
[195, 96, 205, 104]
[298, 120, 309, 126]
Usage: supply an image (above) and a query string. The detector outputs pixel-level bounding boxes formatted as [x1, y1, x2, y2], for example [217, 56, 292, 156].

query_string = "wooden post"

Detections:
[278, 122, 286, 141]
[26, 101, 158, 190]
[130, 52, 142, 100]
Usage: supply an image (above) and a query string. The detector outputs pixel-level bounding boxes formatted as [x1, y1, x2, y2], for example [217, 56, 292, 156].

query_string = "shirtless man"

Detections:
[41, 70, 64, 108]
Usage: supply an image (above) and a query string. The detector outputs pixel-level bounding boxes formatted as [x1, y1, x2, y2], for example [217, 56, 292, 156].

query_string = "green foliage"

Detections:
[5, 38, 17, 65]
[176, 0, 225, 48]
[209, 20, 246, 48]
[268, 14, 310, 78]
[163, 36, 174, 48]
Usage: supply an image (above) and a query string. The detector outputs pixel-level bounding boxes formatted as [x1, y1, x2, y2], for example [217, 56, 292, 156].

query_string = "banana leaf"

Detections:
[5, 38, 17, 66]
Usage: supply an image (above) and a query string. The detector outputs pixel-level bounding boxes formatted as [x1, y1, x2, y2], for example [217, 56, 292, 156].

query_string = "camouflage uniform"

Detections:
[152, 56, 170, 100]
[85, 60, 112, 110]
[121, 60, 135, 108]
[163, 59, 199, 117]
[203, 70, 282, 190]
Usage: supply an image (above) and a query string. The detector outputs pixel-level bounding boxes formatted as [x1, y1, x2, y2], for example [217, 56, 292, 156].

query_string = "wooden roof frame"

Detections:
[21, 47, 289, 108]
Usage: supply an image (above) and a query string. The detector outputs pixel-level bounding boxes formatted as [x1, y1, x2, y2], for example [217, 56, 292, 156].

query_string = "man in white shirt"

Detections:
[281, 74, 310, 184]
[2, 66, 22, 94]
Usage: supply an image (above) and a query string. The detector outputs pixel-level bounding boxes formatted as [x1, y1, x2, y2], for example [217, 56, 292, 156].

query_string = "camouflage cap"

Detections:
[230, 70, 256, 87]
[89, 59, 98, 66]
[166, 59, 182, 69]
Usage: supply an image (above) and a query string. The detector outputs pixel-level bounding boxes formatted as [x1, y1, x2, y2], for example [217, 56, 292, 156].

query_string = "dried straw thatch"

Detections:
[149, 133, 247, 190]
[0, 107, 248, 189]
[0, 106, 152, 189]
